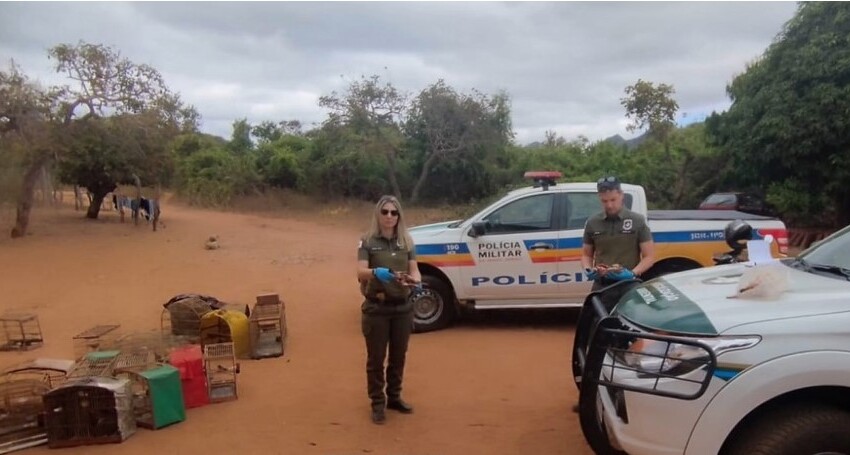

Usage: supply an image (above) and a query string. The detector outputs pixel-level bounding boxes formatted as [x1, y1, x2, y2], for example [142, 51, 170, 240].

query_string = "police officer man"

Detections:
[357, 195, 421, 425]
[572, 176, 655, 413]
[581, 176, 655, 288]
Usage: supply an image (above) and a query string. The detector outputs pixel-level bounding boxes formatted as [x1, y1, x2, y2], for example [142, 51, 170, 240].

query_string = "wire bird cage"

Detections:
[0, 313, 44, 352]
[114, 366, 185, 430]
[43, 377, 136, 448]
[66, 351, 120, 380]
[0, 359, 74, 454]
[160, 294, 249, 340]
[249, 293, 288, 359]
[203, 342, 240, 403]
[72, 325, 121, 360]
[96, 330, 195, 364]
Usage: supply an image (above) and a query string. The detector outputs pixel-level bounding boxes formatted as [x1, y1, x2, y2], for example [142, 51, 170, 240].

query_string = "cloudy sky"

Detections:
[0, 2, 798, 145]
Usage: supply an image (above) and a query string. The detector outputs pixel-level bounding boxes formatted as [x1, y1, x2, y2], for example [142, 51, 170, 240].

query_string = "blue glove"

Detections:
[373, 267, 394, 283]
[585, 268, 599, 281]
[607, 268, 636, 281]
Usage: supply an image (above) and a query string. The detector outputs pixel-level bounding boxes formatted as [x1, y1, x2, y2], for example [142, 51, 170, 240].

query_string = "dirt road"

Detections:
[0, 199, 592, 455]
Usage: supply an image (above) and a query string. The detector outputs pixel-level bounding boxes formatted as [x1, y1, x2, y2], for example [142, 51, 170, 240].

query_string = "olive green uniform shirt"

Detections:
[583, 207, 651, 270]
[358, 235, 416, 309]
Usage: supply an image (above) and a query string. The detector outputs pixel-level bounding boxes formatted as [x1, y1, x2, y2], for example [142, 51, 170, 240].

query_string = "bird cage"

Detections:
[0, 313, 44, 351]
[1, 358, 75, 389]
[72, 325, 121, 359]
[199, 310, 250, 359]
[43, 377, 136, 448]
[66, 351, 120, 380]
[161, 294, 250, 339]
[113, 351, 157, 375]
[168, 345, 209, 409]
[116, 365, 185, 430]
[0, 378, 52, 454]
[0, 359, 74, 454]
[249, 293, 288, 359]
[203, 342, 240, 403]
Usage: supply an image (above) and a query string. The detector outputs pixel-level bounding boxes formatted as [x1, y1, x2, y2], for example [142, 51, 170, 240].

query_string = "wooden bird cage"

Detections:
[249, 293, 288, 359]
[203, 342, 240, 403]
[199, 310, 250, 359]
[113, 351, 157, 375]
[0, 359, 74, 454]
[0, 313, 44, 352]
[66, 351, 120, 380]
[43, 377, 136, 448]
[0, 378, 51, 454]
[117, 366, 185, 430]
[1, 358, 75, 389]
[72, 325, 121, 360]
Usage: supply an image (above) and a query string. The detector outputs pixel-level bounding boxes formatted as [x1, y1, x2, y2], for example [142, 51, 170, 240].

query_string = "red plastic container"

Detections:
[169, 345, 209, 408]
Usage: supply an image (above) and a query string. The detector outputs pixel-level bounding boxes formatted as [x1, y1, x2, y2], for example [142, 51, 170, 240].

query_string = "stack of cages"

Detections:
[0, 313, 44, 352]
[112, 351, 185, 430]
[42, 377, 136, 448]
[203, 342, 240, 403]
[72, 325, 121, 360]
[249, 293, 287, 359]
[161, 294, 250, 342]
[0, 359, 74, 454]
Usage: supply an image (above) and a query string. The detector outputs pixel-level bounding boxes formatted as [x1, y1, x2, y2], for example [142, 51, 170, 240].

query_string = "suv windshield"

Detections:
[793, 225, 850, 280]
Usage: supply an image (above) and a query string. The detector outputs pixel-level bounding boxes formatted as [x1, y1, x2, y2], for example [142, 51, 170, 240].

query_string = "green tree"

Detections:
[706, 2, 850, 227]
[621, 79, 679, 145]
[319, 75, 407, 198]
[404, 80, 514, 203]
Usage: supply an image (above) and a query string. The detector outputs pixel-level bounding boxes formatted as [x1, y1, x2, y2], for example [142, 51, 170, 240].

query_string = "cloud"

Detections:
[0, 2, 798, 144]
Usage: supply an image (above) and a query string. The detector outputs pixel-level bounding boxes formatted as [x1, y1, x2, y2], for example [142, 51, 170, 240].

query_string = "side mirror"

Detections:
[469, 221, 488, 238]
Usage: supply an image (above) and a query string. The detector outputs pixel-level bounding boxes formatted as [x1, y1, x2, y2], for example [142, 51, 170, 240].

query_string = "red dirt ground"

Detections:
[0, 197, 591, 455]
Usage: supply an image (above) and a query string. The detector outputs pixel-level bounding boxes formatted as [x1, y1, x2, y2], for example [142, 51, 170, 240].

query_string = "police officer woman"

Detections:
[356, 195, 421, 424]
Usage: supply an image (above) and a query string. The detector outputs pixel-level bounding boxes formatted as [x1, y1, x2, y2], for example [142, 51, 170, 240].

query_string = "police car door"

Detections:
[460, 192, 562, 301]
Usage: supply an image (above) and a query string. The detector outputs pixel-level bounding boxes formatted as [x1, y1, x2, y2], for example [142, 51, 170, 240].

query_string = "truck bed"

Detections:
[648, 210, 777, 221]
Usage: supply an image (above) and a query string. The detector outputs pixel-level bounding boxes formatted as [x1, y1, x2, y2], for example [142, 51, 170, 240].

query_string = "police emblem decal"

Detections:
[623, 219, 633, 230]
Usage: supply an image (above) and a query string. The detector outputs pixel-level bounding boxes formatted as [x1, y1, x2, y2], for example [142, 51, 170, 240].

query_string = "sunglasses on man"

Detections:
[381, 209, 399, 216]
[597, 176, 621, 191]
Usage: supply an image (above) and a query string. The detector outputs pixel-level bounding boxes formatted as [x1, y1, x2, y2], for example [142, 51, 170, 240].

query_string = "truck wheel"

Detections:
[723, 404, 850, 455]
[412, 275, 456, 333]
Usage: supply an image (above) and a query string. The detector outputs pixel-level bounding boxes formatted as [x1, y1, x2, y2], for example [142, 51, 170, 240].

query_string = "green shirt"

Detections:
[582, 207, 651, 270]
[358, 234, 416, 301]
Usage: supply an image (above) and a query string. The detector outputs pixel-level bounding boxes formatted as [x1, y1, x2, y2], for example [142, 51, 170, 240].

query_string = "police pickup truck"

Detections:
[408, 172, 787, 333]
[572, 222, 850, 455]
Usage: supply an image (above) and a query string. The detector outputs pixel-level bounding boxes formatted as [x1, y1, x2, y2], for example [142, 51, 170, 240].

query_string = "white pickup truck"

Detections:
[572, 222, 850, 455]
[408, 176, 787, 332]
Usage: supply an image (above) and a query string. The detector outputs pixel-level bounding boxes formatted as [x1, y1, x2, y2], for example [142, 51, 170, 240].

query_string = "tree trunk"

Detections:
[410, 153, 441, 204]
[10, 160, 47, 238]
[86, 192, 106, 219]
[384, 148, 402, 199]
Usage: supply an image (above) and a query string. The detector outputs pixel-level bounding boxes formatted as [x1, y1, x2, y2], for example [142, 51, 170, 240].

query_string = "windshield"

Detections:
[794, 224, 850, 279]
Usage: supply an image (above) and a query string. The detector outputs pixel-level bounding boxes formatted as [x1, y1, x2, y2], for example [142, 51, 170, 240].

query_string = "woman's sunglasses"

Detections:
[380, 209, 399, 216]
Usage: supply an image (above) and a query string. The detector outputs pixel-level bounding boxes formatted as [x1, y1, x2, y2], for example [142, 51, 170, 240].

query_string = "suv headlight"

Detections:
[618, 335, 760, 377]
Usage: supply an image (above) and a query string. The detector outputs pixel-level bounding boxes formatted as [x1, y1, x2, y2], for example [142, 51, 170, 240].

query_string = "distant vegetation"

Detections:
[2, 2, 848, 238]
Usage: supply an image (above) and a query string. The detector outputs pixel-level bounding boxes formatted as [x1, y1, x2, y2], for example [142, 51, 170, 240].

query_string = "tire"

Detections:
[723, 404, 850, 455]
[411, 275, 456, 333]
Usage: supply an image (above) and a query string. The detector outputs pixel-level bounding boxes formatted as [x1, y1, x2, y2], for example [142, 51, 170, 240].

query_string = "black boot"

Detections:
[387, 398, 414, 414]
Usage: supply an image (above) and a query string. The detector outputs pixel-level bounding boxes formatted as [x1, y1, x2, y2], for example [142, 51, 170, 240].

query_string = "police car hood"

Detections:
[409, 220, 461, 237]
[614, 261, 850, 335]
